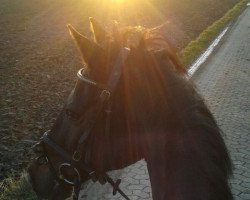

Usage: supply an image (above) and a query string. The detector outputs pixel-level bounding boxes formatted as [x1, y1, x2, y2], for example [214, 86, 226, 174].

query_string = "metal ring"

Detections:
[73, 151, 81, 161]
[59, 163, 81, 186]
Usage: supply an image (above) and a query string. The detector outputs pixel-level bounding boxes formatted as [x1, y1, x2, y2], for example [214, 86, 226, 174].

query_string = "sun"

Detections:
[109, 0, 126, 4]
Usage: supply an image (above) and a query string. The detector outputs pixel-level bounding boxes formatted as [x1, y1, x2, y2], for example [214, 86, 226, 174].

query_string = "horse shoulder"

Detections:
[145, 128, 233, 200]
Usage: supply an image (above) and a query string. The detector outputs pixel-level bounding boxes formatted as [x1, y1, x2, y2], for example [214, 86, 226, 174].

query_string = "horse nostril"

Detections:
[32, 142, 44, 154]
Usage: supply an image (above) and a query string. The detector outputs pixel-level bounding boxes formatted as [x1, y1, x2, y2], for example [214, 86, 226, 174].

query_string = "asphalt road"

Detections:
[78, 6, 250, 200]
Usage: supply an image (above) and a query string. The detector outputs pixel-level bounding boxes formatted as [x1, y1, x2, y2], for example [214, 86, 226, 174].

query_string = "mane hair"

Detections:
[102, 24, 187, 74]
[100, 24, 233, 199]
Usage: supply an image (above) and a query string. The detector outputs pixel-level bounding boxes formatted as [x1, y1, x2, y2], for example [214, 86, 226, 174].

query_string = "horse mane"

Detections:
[102, 24, 233, 199]
[99, 24, 187, 74]
[79, 22, 233, 198]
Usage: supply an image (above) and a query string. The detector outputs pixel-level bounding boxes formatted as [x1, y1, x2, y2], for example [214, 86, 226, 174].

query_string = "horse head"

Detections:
[27, 17, 232, 200]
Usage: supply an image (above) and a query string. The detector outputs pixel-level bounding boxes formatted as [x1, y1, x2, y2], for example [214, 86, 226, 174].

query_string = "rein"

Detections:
[33, 48, 131, 200]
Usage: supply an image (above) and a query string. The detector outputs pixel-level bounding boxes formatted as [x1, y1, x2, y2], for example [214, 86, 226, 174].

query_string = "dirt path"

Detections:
[0, 0, 79, 180]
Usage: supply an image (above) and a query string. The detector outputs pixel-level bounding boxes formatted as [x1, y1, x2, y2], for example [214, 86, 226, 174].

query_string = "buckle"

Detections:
[100, 90, 111, 101]
[59, 163, 81, 186]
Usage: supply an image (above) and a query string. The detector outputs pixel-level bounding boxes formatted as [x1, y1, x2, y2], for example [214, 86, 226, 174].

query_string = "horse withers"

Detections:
[28, 18, 233, 200]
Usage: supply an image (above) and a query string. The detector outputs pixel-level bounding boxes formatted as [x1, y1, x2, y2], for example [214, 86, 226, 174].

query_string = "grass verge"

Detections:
[0, 171, 36, 200]
[180, 0, 248, 66]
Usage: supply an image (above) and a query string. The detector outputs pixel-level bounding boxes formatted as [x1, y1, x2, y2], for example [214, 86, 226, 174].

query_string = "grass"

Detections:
[180, 0, 248, 66]
[0, 172, 36, 200]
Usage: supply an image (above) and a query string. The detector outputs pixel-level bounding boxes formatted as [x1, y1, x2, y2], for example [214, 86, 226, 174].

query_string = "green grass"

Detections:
[180, 0, 248, 66]
[0, 172, 36, 200]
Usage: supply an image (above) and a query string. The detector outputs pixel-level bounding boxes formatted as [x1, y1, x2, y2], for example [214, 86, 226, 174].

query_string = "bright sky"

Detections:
[110, 0, 126, 2]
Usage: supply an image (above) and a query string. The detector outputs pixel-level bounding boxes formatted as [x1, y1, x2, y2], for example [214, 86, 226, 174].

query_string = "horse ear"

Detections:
[89, 17, 107, 43]
[112, 20, 123, 45]
[68, 24, 102, 65]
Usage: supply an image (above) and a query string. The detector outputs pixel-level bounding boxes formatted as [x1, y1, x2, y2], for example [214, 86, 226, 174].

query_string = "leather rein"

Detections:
[33, 48, 130, 200]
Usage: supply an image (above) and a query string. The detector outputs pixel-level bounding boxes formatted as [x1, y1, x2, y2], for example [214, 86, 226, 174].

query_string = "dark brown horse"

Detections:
[28, 18, 233, 200]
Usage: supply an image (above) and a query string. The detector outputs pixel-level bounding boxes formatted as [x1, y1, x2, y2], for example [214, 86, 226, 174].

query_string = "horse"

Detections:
[27, 17, 233, 200]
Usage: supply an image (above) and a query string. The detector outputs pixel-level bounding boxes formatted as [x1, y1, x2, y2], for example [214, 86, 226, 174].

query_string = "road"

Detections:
[79, 6, 250, 200]
[193, 5, 250, 200]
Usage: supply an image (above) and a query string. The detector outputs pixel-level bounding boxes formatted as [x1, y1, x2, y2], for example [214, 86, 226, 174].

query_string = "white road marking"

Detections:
[188, 27, 229, 77]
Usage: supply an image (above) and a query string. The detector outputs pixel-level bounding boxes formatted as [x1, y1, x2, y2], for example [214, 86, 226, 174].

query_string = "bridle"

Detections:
[32, 48, 131, 200]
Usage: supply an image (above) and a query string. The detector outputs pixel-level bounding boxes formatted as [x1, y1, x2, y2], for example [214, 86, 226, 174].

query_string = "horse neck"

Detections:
[123, 65, 190, 127]
[104, 60, 199, 169]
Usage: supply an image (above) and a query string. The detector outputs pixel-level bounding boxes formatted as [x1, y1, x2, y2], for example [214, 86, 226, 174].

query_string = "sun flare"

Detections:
[109, 0, 126, 4]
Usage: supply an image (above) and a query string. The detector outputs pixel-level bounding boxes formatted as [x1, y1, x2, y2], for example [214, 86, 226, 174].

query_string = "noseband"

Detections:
[32, 48, 130, 200]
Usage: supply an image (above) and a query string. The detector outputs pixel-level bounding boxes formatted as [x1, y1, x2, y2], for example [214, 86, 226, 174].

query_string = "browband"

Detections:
[77, 47, 130, 92]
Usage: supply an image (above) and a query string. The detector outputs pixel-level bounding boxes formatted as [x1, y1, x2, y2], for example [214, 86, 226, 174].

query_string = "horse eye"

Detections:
[65, 109, 80, 121]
